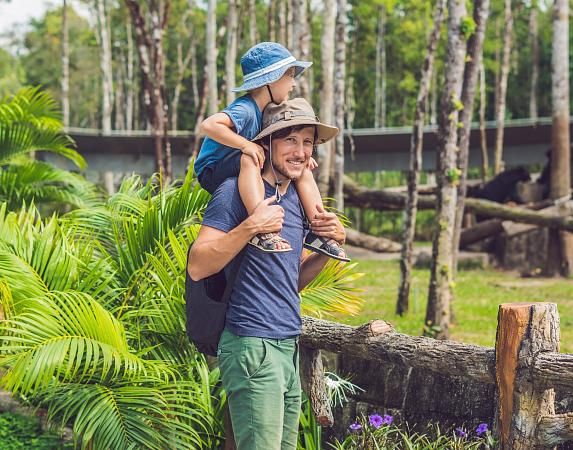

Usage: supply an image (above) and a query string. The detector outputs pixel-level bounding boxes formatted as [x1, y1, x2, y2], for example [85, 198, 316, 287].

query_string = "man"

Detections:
[187, 98, 345, 450]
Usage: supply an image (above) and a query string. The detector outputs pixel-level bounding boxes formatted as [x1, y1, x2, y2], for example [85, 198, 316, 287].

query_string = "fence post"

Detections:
[495, 302, 560, 449]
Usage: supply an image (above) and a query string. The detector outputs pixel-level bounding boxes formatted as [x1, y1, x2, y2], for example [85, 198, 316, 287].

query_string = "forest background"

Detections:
[0, 0, 569, 136]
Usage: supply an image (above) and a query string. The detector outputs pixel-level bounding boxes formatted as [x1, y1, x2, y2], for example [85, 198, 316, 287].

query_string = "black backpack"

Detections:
[185, 246, 246, 356]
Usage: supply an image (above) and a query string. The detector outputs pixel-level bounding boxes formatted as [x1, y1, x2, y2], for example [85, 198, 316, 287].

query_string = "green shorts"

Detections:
[217, 328, 301, 450]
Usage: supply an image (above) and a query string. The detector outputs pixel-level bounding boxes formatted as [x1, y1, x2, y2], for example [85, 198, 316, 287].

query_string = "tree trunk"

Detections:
[206, 0, 218, 115]
[546, 0, 572, 277]
[300, 347, 333, 427]
[345, 228, 401, 252]
[96, 0, 114, 133]
[425, 0, 467, 340]
[291, 0, 310, 98]
[124, 0, 171, 181]
[333, 0, 347, 210]
[248, 0, 257, 46]
[114, 58, 125, 130]
[61, 0, 70, 128]
[225, 0, 239, 105]
[268, 0, 276, 41]
[191, 71, 209, 161]
[452, 0, 490, 274]
[278, 0, 287, 46]
[125, 17, 135, 131]
[397, 0, 446, 316]
[493, 0, 513, 175]
[430, 66, 438, 126]
[317, 0, 336, 197]
[287, 0, 294, 49]
[374, 7, 386, 128]
[479, 60, 488, 182]
[529, 0, 539, 121]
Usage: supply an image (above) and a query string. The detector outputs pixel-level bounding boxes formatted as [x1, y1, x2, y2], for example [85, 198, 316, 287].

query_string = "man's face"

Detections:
[269, 126, 314, 181]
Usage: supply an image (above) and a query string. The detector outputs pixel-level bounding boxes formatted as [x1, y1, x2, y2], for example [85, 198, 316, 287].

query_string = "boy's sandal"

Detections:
[249, 233, 292, 253]
[304, 233, 351, 262]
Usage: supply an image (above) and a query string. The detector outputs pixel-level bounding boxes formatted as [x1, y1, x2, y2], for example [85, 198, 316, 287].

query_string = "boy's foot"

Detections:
[249, 233, 292, 253]
[304, 232, 350, 262]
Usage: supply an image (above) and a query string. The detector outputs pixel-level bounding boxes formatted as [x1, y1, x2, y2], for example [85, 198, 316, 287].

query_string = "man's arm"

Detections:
[298, 208, 346, 291]
[188, 197, 284, 281]
[200, 112, 265, 168]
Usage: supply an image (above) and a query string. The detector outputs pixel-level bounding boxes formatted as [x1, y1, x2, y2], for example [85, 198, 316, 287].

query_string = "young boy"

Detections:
[194, 42, 348, 261]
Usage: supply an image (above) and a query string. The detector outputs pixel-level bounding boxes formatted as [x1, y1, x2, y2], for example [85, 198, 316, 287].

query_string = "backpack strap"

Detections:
[220, 247, 247, 303]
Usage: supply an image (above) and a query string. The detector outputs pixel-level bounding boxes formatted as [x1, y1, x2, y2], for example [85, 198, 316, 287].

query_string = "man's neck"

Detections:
[262, 170, 291, 195]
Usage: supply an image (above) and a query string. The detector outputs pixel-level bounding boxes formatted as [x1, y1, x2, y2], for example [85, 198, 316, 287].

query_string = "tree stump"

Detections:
[300, 346, 334, 427]
[495, 303, 560, 449]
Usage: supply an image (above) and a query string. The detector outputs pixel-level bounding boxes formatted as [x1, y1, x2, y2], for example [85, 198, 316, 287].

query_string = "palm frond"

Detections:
[300, 260, 365, 318]
[0, 291, 174, 395]
[0, 160, 101, 212]
[0, 87, 84, 167]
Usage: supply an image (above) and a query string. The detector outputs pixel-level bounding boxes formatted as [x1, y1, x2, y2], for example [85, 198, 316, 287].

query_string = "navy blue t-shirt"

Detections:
[194, 94, 262, 178]
[201, 177, 306, 339]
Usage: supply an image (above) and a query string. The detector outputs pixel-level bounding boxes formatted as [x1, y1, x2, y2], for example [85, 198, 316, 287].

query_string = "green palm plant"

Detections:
[0, 87, 100, 211]
[0, 168, 364, 449]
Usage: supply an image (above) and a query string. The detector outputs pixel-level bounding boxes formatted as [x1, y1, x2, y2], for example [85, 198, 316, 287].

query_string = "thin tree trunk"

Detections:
[61, 0, 70, 128]
[292, 0, 310, 98]
[333, 0, 347, 210]
[248, 0, 257, 46]
[225, 0, 239, 104]
[529, 0, 539, 121]
[114, 58, 126, 130]
[287, 0, 294, 49]
[479, 60, 488, 181]
[278, 0, 287, 46]
[430, 67, 438, 125]
[96, 0, 114, 133]
[425, 0, 467, 340]
[171, 40, 193, 130]
[452, 0, 490, 275]
[126, 17, 134, 130]
[206, 0, 218, 115]
[396, 0, 446, 316]
[493, 0, 513, 174]
[190, 35, 199, 111]
[317, 0, 336, 197]
[268, 0, 276, 41]
[374, 7, 386, 128]
[546, 0, 572, 277]
[191, 71, 209, 161]
[124, 0, 171, 181]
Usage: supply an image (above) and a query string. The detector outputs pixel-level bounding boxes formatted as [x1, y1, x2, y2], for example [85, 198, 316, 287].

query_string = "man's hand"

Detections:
[241, 141, 265, 169]
[309, 204, 346, 244]
[249, 196, 285, 235]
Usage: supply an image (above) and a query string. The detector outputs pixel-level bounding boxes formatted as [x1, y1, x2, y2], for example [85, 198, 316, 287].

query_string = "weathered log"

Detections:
[345, 228, 401, 253]
[495, 303, 559, 449]
[300, 316, 495, 384]
[459, 219, 503, 247]
[300, 346, 333, 427]
[538, 413, 573, 447]
[533, 352, 573, 393]
[344, 177, 573, 232]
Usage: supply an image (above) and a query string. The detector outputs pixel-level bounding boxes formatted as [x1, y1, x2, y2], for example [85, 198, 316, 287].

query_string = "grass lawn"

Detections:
[336, 259, 573, 353]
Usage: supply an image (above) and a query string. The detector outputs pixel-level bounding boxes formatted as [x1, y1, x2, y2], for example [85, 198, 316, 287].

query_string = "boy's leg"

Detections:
[240, 154, 292, 252]
[294, 169, 350, 262]
[218, 331, 287, 450]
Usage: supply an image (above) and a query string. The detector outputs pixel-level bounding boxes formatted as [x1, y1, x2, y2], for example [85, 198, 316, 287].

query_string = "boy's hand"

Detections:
[241, 141, 265, 169]
[310, 204, 346, 244]
[307, 157, 318, 171]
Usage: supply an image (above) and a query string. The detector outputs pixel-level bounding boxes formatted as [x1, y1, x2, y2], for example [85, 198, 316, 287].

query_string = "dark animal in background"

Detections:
[470, 166, 531, 203]
[468, 166, 531, 222]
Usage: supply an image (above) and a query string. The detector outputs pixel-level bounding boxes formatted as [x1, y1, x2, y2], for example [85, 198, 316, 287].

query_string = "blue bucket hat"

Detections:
[232, 42, 312, 93]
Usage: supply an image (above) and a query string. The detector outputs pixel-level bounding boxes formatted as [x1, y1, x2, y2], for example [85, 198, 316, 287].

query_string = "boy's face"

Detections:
[269, 67, 296, 103]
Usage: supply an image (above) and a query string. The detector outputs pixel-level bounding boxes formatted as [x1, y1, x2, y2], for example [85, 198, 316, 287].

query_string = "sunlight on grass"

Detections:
[337, 260, 573, 353]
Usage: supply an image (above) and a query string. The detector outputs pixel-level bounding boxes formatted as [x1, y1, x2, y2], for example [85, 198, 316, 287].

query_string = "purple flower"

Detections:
[382, 414, 394, 425]
[455, 427, 468, 438]
[349, 422, 362, 431]
[476, 423, 489, 436]
[369, 414, 383, 429]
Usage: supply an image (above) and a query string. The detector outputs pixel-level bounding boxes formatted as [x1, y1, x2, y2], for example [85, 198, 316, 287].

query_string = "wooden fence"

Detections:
[300, 302, 573, 449]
